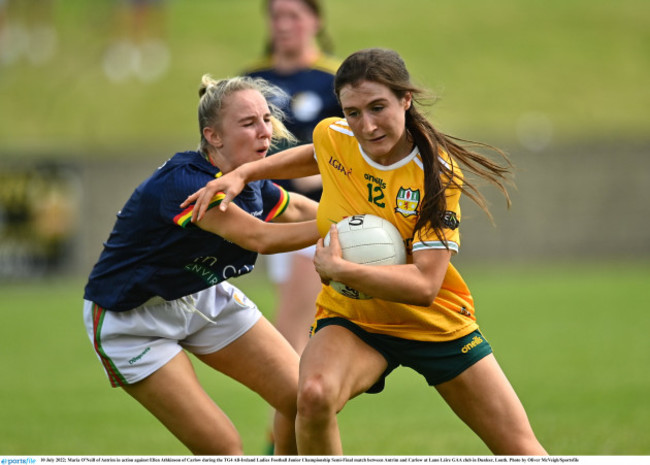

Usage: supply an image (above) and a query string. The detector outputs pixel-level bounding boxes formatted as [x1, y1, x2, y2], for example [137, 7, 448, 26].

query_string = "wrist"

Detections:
[330, 257, 354, 283]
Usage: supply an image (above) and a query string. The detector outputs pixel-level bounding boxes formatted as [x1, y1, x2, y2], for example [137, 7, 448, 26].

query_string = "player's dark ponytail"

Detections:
[404, 107, 451, 245]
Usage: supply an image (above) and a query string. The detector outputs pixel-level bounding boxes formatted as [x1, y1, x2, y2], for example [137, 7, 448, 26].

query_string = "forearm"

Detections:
[240, 144, 318, 182]
[197, 203, 320, 254]
[202, 219, 318, 254]
[331, 262, 441, 306]
[254, 220, 320, 254]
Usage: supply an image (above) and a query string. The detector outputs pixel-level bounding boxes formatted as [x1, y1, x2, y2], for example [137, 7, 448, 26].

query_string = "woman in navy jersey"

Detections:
[83, 75, 319, 455]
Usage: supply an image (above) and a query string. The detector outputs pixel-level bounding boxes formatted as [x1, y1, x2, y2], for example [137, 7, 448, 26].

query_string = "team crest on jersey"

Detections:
[395, 187, 420, 217]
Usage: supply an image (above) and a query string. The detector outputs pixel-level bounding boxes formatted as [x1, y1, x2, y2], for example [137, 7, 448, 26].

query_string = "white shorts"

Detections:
[83, 281, 261, 387]
[266, 245, 316, 284]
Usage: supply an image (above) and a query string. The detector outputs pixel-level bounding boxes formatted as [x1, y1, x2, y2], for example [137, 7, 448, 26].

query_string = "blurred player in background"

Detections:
[243, 0, 341, 359]
[83, 75, 319, 455]
[183, 48, 548, 456]
[0, 0, 57, 67]
[102, 0, 170, 83]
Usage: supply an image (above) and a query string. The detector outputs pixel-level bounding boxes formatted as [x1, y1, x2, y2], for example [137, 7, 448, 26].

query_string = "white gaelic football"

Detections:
[324, 214, 406, 299]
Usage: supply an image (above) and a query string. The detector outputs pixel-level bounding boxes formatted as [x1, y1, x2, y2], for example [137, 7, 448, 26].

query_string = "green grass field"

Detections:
[1, 261, 648, 455]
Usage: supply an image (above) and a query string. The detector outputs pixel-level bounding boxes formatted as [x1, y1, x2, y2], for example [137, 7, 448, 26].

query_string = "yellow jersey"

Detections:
[313, 117, 478, 342]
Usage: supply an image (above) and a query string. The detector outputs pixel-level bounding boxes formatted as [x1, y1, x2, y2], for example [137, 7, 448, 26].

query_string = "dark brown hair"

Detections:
[334, 48, 513, 246]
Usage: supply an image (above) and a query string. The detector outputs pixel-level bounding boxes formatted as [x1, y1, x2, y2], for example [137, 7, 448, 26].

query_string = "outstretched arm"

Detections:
[196, 200, 319, 254]
[181, 144, 318, 222]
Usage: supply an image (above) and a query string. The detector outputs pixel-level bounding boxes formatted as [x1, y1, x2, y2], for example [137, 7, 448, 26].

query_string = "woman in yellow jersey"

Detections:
[182, 48, 547, 456]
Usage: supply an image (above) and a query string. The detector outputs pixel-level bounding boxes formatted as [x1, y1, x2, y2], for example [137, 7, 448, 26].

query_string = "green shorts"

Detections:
[314, 317, 492, 394]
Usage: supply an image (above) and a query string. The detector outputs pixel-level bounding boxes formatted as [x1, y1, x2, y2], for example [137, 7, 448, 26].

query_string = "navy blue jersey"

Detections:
[244, 54, 341, 200]
[84, 151, 289, 312]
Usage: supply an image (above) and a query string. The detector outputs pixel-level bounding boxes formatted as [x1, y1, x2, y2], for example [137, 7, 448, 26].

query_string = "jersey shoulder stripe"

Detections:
[411, 150, 451, 172]
[329, 119, 354, 137]
[413, 153, 424, 171]
[173, 193, 226, 227]
[264, 184, 289, 221]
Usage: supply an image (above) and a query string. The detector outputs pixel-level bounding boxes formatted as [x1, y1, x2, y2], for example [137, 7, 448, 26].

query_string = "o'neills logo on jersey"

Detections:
[395, 187, 420, 217]
[328, 156, 352, 176]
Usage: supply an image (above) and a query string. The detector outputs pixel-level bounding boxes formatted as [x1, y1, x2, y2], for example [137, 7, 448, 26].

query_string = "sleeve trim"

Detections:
[412, 240, 459, 254]
[173, 193, 226, 227]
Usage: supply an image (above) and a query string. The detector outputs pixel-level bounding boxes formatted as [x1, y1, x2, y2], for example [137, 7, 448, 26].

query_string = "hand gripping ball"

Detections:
[324, 214, 406, 299]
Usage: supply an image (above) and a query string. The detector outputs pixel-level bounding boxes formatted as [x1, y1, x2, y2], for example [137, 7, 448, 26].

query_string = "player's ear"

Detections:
[203, 126, 223, 148]
[403, 92, 413, 111]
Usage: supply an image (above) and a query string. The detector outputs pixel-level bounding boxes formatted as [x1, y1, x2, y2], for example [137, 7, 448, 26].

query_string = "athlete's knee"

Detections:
[297, 374, 339, 421]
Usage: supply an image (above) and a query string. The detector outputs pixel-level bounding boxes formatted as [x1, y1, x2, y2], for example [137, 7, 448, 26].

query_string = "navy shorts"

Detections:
[314, 317, 493, 394]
